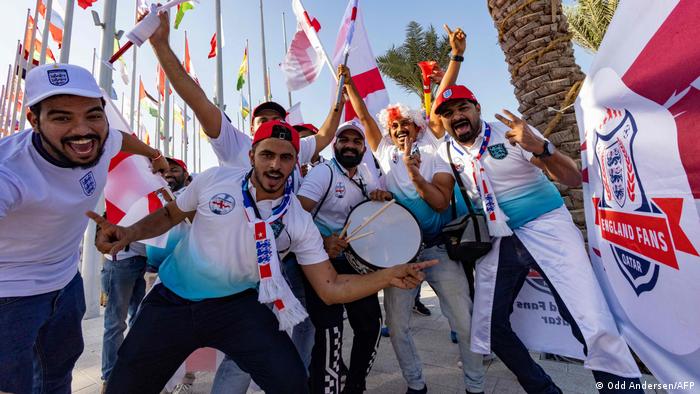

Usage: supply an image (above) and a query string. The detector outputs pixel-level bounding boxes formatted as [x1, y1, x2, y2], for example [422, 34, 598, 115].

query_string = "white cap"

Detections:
[25, 63, 102, 107]
[335, 120, 365, 138]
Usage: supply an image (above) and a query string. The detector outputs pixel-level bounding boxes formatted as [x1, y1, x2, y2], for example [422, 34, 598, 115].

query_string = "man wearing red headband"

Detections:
[88, 119, 437, 393]
[432, 69, 643, 392]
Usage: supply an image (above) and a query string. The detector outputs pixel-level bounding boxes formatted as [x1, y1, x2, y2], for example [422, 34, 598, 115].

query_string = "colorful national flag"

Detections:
[282, 0, 326, 91]
[236, 46, 248, 91]
[241, 94, 250, 119]
[208, 33, 217, 59]
[24, 16, 56, 64]
[174, 1, 195, 29]
[157, 64, 171, 98]
[114, 39, 130, 85]
[38, 0, 65, 48]
[77, 0, 97, 9]
[183, 32, 200, 85]
[139, 78, 158, 105]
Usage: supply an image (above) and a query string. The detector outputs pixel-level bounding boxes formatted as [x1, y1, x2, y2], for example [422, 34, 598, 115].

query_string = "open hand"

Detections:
[494, 109, 545, 154]
[387, 259, 439, 289]
[86, 211, 133, 257]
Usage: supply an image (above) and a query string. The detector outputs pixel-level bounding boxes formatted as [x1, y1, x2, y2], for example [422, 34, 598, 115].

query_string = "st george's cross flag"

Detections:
[574, 0, 700, 389]
[282, 0, 326, 91]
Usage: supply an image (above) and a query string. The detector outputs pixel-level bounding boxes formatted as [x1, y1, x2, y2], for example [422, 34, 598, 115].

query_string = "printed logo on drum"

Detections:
[591, 108, 698, 296]
[524, 269, 551, 295]
[209, 193, 235, 215]
[334, 181, 346, 198]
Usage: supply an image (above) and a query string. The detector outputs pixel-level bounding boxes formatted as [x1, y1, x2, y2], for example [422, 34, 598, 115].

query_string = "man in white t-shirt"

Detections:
[340, 60, 485, 393]
[433, 84, 642, 393]
[88, 120, 436, 393]
[0, 63, 169, 394]
[297, 119, 392, 393]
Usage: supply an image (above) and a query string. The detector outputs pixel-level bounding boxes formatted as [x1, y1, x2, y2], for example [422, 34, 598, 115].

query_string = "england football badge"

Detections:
[47, 69, 69, 86]
[334, 181, 346, 198]
[487, 143, 508, 160]
[452, 157, 465, 173]
[79, 171, 96, 196]
[209, 193, 235, 215]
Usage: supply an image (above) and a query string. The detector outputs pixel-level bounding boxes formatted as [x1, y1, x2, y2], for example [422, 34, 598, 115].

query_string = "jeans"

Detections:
[105, 285, 307, 394]
[211, 254, 314, 394]
[0, 273, 86, 394]
[491, 235, 643, 394]
[305, 257, 383, 394]
[101, 255, 147, 381]
[384, 245, 485, 392]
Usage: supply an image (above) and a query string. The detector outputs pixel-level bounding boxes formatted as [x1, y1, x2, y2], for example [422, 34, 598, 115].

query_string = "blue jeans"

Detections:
[491, 235, 643, 394]
[101, 255, 147, 381]
[0, 273, 86, 394]
[384, 245, 485, 392]
[211, 254, 314, 394]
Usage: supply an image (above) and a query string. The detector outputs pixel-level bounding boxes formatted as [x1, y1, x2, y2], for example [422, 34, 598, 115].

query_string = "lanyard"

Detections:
[241, 169, 292, 221]
[450, 122, 492, 161]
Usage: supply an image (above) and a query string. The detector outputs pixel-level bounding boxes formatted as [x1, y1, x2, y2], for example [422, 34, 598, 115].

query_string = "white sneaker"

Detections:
[172, 383, 192, 394]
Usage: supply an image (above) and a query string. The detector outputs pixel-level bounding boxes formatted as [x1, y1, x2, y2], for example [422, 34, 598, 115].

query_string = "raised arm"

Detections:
[311, 70, 347, 157]
[429, 25, 466, 139]
[147, 11, 221, 138]
[341, 65, 383, 151]
[119, 131, 169, 173]
[87, 201, 193, 256]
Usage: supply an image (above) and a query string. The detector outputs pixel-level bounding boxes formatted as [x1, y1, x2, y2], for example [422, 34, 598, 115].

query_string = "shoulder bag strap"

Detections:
[312, 163, 334, 219]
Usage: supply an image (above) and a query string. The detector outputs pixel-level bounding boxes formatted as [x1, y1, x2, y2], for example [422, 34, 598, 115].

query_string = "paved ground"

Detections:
[72, 284, 665, 394]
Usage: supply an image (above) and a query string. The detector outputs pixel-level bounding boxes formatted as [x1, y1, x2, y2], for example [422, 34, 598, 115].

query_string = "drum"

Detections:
[343, 200, 423, 274]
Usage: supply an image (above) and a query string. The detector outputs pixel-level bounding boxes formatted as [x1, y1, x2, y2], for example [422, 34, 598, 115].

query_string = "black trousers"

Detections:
[491, 235, 643, 394]
[304, 257, 383, 394]
[105, 285, 308, 394]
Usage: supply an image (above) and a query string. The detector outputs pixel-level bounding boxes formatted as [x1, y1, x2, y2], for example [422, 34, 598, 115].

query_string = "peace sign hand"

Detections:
[494, 109, 545, 155]
[86, 211, 134, 258]
[443, 24, 466, 56]
[401, 136, 422, 181]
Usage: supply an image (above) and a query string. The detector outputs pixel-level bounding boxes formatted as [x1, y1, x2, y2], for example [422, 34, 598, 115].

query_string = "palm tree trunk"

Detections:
[487, 0, 587, 231]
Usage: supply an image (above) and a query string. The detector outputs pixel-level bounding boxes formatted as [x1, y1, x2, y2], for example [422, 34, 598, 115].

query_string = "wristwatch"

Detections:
[451, 54, 464, 62]
[533, 139, 554, 159]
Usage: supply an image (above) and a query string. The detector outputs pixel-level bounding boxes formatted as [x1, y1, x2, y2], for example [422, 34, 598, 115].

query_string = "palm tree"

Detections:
[376, 21, 452, 105]
[564, 0, 619, 53]
[487, 0, 587, 229]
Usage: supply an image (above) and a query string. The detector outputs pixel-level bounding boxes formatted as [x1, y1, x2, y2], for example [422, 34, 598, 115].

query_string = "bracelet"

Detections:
[451, 55, 464, 62]
[151, 150, 163, 162]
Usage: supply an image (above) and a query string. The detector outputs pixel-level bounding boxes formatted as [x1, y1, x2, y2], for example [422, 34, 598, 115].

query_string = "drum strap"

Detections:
[446, 143, 481, 234]
[312, 163, 334, 219]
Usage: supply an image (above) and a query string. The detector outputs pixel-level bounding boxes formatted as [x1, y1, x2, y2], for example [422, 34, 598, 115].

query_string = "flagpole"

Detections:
[0, 65, 10, 132]
[156, 92, 161, 151]
[282, 12, 292, 108]
[5, 38, 22, 133]
[39, 0, 53, 64]
[162, 9, 171, 156]
[259, 0, 270, 101]
[246, 38, 252, 130]
[120, 91, 125, 115]
[136, 77, 142, 140]
[59, 0, 75, 63]
[183, 104, 188, 160]
[214, 0, 224, 109]
[128, 1, 139, 131]
[1, 43, 18, 133]
[192, 114, 196, 171]
[17, 2, 41, 132]
[197, 117, 201, 171]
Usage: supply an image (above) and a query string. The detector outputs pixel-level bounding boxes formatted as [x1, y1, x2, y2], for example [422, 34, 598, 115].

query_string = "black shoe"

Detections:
[406, 385, 427, 394]
[412, 300, 431, 316]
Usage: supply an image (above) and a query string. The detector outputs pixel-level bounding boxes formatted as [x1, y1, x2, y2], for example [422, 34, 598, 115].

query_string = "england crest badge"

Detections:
[47, 69, 69, 86]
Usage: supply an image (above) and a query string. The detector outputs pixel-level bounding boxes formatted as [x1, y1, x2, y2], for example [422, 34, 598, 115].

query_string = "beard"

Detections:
[38, 124, 106, 169]
[335, 147, 364, 169]
[450, 117, 481, 144]
[252, 167, 286, 194]
[167, 176, 186, 191]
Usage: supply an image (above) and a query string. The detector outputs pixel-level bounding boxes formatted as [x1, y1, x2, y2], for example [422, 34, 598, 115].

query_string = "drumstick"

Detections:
[339, 220, 352, 239]
[346, 231, 375, 243]
[350, 199, 396, 237]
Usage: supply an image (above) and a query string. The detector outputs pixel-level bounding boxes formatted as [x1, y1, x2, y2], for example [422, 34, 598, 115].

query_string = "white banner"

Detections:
[510, 270, 585, 359]
[574, 0, 700, 390]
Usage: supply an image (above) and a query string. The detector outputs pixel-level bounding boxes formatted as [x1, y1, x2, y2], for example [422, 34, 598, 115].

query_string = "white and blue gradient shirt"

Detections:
[438, 120, 564, 229]
[208, 110, 316, 192]
[374, 134, 454, 242]
[160, 166, 328, 301]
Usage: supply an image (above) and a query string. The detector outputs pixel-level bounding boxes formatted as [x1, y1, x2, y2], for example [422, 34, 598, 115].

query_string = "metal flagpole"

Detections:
[59, 0, 75, 63]
[91, 48, 96, 74]
[0, 64, 10, 130]
[214, 0, 224, 109]
[136, 77, 142, 140]
[156, 93, 161, 150]
[128, 0, 138, 130]
[197, 117, 201, 171]
[183, 104, 188, 161]
[5, 39, 21, 133]
[246, 38, 252, 131]
[259, 0, 270, 101]
[120, 91, 125, 115]
[17, 3, 39, 132]
[192, 114, 196, 171]
[82, 0, 117, 320]
[282, 12, 292, 108]
[39, 0, 53, 64]
[162, 9, 171, 156]
[0, 84, 5, 135]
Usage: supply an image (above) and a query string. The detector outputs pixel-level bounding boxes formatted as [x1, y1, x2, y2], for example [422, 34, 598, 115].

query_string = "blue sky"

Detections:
[1, 0, 592, 170]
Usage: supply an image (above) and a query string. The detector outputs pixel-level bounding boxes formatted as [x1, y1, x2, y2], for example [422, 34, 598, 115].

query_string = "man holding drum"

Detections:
[298, 114, 392, 393]
[431, 81, 642, 392]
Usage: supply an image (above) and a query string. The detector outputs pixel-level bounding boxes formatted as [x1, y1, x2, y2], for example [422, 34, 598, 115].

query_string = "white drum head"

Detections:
[345, 201, 422, 269]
